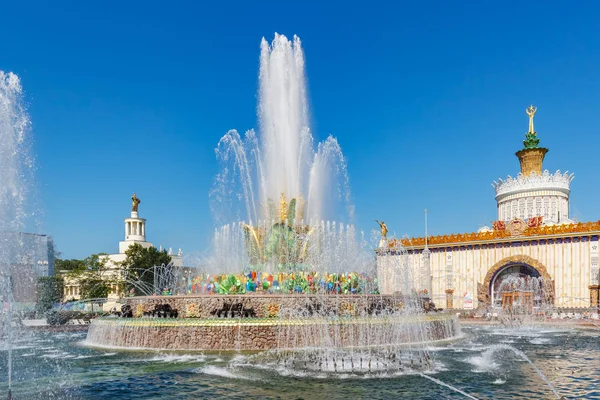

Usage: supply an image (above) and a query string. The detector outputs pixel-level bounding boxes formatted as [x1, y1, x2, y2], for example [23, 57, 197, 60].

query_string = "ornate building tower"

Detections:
[492, 106, 574, 225]
[119, 193, 153, 253]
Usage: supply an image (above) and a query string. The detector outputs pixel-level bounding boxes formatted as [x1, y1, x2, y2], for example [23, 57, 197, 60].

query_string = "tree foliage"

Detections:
[36, 276, 64, 314]
[79, 277, 111, 299]
[64, 253, 115, 300]
[54, 258, 86, 274]
[120, 244, 172, 295]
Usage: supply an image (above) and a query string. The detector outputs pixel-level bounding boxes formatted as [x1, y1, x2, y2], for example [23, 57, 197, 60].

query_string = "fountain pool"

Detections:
[2, 325, 599, 399]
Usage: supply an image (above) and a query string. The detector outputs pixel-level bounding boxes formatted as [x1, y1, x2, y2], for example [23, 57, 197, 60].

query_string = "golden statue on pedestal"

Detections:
[375, 220, 388, 238]
[131, 193, 141, 212]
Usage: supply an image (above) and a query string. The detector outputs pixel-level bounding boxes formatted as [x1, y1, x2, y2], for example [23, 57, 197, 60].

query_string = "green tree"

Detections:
[66, 253, 115, 300]
[120, 244, 172, 295]
[54, 258, 86, 274]
[79, 277, 111, 299]
[82, 253, 109, 271]
[36, 276, 64, 314]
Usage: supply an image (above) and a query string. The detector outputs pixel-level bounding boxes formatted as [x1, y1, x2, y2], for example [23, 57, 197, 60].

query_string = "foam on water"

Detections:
[195, 365, 253, 380]
[466, 351, 500, 373]
[529, 338, 552, 345]
[466, 344, 562, 399]
[149, 354, 207, 363]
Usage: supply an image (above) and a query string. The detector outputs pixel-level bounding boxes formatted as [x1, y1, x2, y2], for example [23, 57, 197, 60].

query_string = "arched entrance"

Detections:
[477, 255, 554, 308]
[490, 264, 541, 308]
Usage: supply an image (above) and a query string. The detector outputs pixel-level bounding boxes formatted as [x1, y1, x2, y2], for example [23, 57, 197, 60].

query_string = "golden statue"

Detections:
[375, 220, 388, 238]
[526, 105, 537, 133]
[279, 192, 288, 222]
[131, 193, 141, 212]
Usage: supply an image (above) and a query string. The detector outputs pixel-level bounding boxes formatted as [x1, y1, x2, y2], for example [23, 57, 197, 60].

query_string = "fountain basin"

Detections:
[118, 294, 436, 318]
[87, 295, 460, 350]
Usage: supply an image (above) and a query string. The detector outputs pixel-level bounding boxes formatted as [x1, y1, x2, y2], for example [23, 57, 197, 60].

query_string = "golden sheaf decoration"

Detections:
[391, 220, 600, 247]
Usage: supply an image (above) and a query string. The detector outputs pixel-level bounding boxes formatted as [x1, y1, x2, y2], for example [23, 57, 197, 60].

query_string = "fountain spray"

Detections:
[0, 71, 33, 400]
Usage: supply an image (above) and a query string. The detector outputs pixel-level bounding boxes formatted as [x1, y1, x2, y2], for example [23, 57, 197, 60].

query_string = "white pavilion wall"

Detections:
[379, 235, 597, 309]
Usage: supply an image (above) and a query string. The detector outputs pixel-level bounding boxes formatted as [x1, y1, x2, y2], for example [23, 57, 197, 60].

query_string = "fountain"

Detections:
[208, 34, 356, 276]
[0, 71, 33, 400]
[86, 34, 459, 370]
[1, 36, 586, 400]
[493, 273, 555, 326]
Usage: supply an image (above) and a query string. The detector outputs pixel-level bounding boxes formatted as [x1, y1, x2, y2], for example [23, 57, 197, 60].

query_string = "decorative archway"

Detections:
[477, 255, 554, 307]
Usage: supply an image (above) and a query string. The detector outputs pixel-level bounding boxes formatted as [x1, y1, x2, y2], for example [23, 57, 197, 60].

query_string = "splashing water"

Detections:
[207, 220, 374, 275]
[418, 373, 480, 400]
[495, 274, 553, 309]
[208, 34, 357, 275]
[471, 344, 562, 399]
[0, 71, 33, 400]
[211, 34, 352, 226]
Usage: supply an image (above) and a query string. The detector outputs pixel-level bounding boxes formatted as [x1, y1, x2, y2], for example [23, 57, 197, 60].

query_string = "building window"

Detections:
[519, 199, 526, 219]
[535, 197, 542, 216]
[551, 198, 557, 222]
[526, 198, 533, 219]
[544, 197, 550, 220]
[561, 198, 568, 220]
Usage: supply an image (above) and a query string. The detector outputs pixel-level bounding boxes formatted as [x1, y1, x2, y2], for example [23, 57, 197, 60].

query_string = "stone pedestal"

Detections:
[589, 285, 600, 308]
[445, 289, 454, 309]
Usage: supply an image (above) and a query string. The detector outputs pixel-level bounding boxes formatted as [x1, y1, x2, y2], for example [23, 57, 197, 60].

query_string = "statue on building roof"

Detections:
[526, 105, 537, 133]
[131, 193, 141, 212]
[375, 220, 388, 238]
[523, 105, 541, 149]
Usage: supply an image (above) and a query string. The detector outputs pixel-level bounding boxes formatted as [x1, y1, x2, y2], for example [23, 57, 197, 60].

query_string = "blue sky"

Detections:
[2, 1, 599, 259]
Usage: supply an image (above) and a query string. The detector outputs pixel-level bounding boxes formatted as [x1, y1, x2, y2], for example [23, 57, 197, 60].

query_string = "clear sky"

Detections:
[2, 1, 599, 260]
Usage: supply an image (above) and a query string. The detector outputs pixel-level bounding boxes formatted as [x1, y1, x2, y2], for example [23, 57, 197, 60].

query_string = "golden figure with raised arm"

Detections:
[131, 193, 141, 212]
[526, 105, 537, 134]
[375, 220, 388, 238]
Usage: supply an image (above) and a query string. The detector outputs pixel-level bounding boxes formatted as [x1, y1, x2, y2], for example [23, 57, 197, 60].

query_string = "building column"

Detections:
[445, 289, 454, 309]
[589, 285, 600, 309]
[421, 248, 432, 296]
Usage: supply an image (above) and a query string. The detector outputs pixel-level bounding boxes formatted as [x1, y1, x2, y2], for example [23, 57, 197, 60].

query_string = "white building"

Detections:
[63, 194, 183, 304]
[492, 109, 575, 225]
[104, 193, 183, 269]
[377, 107, 600, 310]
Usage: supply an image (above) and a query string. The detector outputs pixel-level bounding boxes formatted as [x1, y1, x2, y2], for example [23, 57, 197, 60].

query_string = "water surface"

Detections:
[1, 325, 598, 399]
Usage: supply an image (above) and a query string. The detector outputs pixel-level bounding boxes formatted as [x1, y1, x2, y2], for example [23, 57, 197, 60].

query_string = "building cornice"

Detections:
[383, 221, 600, 252]
[493, 170, 574, 200]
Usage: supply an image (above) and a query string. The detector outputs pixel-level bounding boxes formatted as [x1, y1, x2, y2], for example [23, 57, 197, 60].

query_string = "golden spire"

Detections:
[516, 105, 547, 176]
[526, 105, 537, 134]
[279, 192, 288, 222]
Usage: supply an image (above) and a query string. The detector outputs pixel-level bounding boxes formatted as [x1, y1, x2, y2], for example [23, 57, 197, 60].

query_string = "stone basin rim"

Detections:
[91, 313, 456, 327]
[85, 313, 460, 351]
